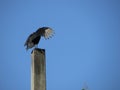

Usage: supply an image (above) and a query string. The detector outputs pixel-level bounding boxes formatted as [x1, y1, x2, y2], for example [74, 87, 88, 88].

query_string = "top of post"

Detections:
[31, 48, 45, 54]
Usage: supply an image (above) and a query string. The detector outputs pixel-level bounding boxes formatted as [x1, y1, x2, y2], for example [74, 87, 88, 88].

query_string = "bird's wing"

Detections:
[36, 27, 54, 39]
[24, 32, 37, 46]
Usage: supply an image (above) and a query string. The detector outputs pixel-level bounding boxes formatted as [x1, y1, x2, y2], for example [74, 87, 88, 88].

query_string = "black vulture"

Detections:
[24, 27, 54, 50]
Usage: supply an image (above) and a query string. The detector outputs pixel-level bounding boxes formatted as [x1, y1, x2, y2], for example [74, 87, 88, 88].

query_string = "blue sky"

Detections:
[0, 0, 120, 90]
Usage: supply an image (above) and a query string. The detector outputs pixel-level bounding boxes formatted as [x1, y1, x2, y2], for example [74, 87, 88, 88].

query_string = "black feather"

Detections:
[24, 27, 54, 50]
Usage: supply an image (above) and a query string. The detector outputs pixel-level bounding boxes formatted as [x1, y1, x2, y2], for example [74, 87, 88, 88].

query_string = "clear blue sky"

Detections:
[0, 0, 120, 90]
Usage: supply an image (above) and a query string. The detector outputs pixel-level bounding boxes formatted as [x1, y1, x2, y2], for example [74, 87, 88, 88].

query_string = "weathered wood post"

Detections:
[31, 48, 46, 90]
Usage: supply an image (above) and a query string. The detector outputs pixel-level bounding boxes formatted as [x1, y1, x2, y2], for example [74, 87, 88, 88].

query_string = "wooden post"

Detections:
[31, 48, 46, 90]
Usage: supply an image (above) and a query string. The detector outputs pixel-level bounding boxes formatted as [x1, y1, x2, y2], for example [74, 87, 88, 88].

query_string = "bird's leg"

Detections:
[35, 44, 38, 49]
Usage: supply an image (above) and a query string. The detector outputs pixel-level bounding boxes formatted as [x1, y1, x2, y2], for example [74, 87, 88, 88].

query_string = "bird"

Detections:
[24, 27, 54, 50]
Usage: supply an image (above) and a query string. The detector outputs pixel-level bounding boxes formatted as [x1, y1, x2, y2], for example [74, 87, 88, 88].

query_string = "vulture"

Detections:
[24, 27, 54, 50]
